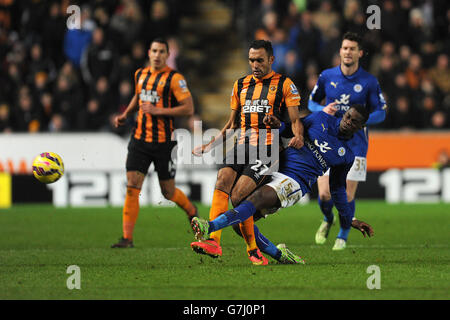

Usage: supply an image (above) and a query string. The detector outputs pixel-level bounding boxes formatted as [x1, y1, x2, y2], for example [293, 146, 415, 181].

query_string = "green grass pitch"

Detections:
[1, 201, 449, 300]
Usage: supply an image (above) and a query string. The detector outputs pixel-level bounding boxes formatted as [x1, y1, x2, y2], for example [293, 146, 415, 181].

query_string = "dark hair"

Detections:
[150, 37, 169, 52]
[342, 32, 363, 50]
[249, 39, 273, 57]
[350, 104, 370, 123]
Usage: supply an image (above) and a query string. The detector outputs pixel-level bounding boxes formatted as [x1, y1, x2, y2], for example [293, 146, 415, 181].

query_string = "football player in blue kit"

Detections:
[190, 105, 374, 264]
[308, 32, 387, 250]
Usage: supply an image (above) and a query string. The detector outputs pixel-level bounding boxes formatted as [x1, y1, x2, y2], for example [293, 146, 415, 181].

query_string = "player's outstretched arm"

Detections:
[351, 218, 374, 238]
[192, 109, 239, 156]
[114, 93, 139, 127]
[287, 106, 304, 149]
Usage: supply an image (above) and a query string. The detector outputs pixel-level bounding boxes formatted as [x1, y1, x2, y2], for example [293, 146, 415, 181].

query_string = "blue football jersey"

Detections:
[309, 66, 386, 157]
[280, 112, 355, 196]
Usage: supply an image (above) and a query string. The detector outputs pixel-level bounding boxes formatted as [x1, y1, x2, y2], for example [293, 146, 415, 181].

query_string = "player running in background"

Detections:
[308, 32, 386, 250]
[191, 105, 374, 263]
[191, 40, 304, 264]
[111, 38, 197, 248]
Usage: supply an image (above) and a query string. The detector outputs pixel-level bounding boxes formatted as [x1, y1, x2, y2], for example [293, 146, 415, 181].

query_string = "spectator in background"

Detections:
[90, 76, 115, 120]
[141, 0, 174, 47]
[432, 150, 450, 169]
[52, 75, 83, 130]
[12, 93, 41, 132]
[254, 10, 278, 41]
[39, 91, 53, 129]
[63, 6, 94, 68]
[429, 54, 450, 95]
[430, 111, 448, 129]
[130, 41, 147, 74]
[288, 10, 322, 68]
[405, 54, 427, 90]
[42, 2, 66, 68]
[419, 95, 438, 129]
[380, 0, 402, 45]
[81, 27, 119, 86]
[271, 28, 289, 72]
[408, 8, 432, 53]
[388, 95, 416, 130]
[27, 42, 57, 86]
[110, 0, 143, 53]
[78, 98, 106, 131]
[279, 49, 302, 87]
[48, 113, 66, 132]
[311, 1, 339, 38]
[0, 103, 12, 133]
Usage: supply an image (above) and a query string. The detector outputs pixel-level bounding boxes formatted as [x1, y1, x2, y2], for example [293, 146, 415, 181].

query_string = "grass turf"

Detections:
[0, 201, 449, 300]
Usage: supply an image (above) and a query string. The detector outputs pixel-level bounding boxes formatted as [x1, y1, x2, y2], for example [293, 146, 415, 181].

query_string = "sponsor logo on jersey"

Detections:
[305, 140, 328, 169]
[140, 89, 160, 103]
[331, 82, 338, 88]
[314, 139, 332, 153]
[242, 99, 272, 113]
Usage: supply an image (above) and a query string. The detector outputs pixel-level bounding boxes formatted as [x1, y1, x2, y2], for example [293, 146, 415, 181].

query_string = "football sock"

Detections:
[209, 200, 256, 233]
[337, 200, 355, 241]
[239, 216, 258, 252]
[318, 197, 334, 223]
[123, 186, 140, 240]
[170, 188, 196, 217]
[254, 225, 281, 260]
[208, 189, 229, 245]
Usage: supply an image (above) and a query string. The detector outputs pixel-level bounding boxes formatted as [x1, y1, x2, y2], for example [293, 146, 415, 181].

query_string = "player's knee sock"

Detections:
[208, 189, 229, 245]
[254, 225, 281, 260]
[337, 200, 355, 241]
[239, 217, 258, 252]
[318, 197, 334, 223]
[209, 201, 256, 233]
[123, 187, 140, 240]
[170, 188, 196, 217]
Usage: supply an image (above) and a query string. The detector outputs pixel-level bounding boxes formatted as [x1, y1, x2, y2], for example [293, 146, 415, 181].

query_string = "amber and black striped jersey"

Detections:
[133, 66, 191, 143]
[230, 71, 301, 146]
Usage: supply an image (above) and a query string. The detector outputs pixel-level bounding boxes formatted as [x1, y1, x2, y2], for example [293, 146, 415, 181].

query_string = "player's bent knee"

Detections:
[230, 192, 245, 208]
[126, 171, 145, 189]
[318, 192, 331, 202]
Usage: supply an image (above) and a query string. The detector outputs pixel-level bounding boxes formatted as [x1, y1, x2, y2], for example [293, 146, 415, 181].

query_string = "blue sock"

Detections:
[209, 200, 256, 233]
[254, 225, 281, 260]
[318, 198, 334, 223]
[337, 200, 355, 241]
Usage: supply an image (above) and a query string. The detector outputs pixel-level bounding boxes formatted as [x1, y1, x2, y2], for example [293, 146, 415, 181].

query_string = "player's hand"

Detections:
[288, 135, 304, 149]
[192, 138, 214, 156]
[351, 219, 374, 238]
[323, 102, 338, 115]
[114, 113, 127, 128]
[141, 102, 162, 115]
[263, 114, 281, 128]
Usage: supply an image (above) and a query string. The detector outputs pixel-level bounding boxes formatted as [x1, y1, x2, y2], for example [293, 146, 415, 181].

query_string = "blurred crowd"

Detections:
[0, 0, 449, 135]
[239, 0, 449, 130]
[0, 0, 193, 134]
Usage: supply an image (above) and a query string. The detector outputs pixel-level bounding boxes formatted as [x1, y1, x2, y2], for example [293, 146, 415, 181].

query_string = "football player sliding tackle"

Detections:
[190, 105, 374, 264]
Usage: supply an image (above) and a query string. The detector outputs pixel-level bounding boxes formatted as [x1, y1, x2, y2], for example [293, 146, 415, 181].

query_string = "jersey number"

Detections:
[251, 160, 269, 175]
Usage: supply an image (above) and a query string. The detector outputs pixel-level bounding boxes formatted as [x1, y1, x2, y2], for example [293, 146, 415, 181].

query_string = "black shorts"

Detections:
[219, 143, 273, 184]
[126, 138, 177, 180]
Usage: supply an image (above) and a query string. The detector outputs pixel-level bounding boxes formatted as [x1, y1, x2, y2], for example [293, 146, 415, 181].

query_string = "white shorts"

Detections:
[323, 156, 367, 182]
[266, 172, 304, 208]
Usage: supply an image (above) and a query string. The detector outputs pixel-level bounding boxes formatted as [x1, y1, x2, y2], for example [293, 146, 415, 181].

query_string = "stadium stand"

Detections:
[0, 0, 449, 134]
